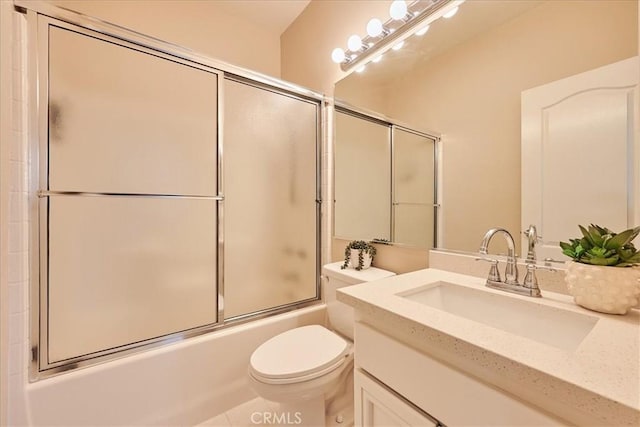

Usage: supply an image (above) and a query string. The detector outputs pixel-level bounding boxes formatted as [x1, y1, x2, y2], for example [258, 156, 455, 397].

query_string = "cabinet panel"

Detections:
[48, 26, 218, 196]
[355, 322, 567, 426]
[356, 369, 438, 427]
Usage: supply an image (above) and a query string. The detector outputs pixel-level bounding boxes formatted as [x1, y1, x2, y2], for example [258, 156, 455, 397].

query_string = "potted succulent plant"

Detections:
[342, 240, 377, 271]
[560, 224, 640, 314]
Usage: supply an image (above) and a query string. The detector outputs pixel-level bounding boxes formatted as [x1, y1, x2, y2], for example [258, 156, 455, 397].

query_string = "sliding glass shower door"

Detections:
[34, 15, 322, 377]
[223, 78, 319, 319]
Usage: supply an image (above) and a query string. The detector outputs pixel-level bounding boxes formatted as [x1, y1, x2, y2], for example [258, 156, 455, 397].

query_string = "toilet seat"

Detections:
[249, 325, 350, 385]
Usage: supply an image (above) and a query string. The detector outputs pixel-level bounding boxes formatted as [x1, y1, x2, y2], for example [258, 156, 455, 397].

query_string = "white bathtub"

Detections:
[22, 305, 326, 426]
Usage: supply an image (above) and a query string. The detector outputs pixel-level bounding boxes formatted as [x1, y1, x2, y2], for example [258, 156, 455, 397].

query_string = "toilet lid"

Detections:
[249, 325, 349, 383]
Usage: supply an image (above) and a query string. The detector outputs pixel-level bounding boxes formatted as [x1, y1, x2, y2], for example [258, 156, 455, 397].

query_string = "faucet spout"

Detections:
[478, 228, 518, 285]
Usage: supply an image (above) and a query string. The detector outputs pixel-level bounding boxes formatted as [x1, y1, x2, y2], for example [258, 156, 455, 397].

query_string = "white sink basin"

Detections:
[398, 281, 598, 352]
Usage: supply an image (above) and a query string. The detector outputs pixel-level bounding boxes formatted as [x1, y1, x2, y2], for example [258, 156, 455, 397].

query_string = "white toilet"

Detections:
[248, 262, 395, 426]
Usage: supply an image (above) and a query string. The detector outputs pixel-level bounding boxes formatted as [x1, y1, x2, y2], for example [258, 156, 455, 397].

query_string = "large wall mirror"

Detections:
[334, 0, 638, 257]
[334, 106, 438, 248]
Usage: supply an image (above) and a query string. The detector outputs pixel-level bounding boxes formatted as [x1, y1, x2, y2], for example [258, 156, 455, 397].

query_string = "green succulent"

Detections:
[342, 240, 377, 271]
[560, 224, 640, 267]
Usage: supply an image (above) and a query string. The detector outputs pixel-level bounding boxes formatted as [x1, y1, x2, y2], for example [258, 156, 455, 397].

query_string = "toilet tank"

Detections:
[322, 262, 395, 340]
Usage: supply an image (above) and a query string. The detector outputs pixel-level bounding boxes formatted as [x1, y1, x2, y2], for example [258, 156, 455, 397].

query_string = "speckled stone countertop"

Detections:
[338, 268, 640, 426]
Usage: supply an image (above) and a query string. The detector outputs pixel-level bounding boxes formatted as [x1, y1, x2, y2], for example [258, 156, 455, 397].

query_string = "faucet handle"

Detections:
[522, 224, 542, 240]
[522, 264, 542, 297]
[475, 257, 501, 282]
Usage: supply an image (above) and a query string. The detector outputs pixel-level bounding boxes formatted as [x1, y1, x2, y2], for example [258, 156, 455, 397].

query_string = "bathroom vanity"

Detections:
[338, 269, 640, 426]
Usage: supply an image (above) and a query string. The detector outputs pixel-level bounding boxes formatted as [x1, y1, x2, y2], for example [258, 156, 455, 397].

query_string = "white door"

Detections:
[521, 57, 639, 261]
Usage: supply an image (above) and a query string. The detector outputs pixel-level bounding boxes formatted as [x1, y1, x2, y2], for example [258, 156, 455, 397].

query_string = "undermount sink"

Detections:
[398, 281, 598, 352]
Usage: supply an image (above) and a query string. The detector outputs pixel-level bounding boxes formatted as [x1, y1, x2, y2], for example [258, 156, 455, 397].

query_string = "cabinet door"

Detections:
[355, 369, 439, 427]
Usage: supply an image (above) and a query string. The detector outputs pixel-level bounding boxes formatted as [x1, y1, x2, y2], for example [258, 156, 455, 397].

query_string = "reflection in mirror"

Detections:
[393, 128, 436, 248]
[334, 0, 638, 256]
[334, 106, 438, 248]
[335, 110, 391, 241]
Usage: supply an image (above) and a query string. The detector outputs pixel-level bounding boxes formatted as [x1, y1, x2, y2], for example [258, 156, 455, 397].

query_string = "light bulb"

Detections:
[392, 40, 404, 51]
[389, 0, 408, 20]
[331, 48, 345, 63]
[356, 65, 366, 73]
[415, 24, 430, 36]
[443, 6, 458, 18]
[373, 55, 383, 63]
[366, 18, 383, 37]
[347, 34, 363, 52]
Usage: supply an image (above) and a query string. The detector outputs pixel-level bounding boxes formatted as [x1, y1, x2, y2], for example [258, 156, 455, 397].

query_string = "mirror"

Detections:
[334, 0, 638, 255]
[334, 107, 437, 248]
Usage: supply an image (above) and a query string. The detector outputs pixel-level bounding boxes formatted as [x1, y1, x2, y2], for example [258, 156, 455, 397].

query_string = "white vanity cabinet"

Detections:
[354, 322, 567, 427]
[355, 369, 439, 427]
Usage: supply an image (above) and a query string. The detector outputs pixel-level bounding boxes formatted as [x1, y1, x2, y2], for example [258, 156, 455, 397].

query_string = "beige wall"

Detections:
[332, 238, 428, 274]
[47, 0, 282, 77]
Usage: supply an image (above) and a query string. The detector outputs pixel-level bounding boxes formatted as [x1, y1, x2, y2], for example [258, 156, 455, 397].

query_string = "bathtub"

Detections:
[21, 305, 326, 426]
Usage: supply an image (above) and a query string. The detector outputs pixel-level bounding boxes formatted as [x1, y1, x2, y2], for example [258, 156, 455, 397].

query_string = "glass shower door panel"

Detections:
[48, 196, 217, 362]
[335, 112, 391, 240]
[393, 204, 435, 248]
[48, 26, 218, 196]
[394, 129, 435, 247]
[223, 79, 318, 319]
[394, 129, 435, 204]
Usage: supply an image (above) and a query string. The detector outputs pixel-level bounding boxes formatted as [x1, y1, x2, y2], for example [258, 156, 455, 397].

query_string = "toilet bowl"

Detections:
[248, 262, 395, 426]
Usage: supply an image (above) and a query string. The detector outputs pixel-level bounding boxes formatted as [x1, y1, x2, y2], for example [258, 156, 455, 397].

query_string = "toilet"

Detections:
[248, 261, 395, 426]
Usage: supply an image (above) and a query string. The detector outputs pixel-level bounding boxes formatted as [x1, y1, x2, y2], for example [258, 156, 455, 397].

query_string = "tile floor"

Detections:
[196, 396, 353, 427]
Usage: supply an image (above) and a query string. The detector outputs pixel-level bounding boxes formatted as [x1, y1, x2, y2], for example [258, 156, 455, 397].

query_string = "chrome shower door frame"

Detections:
[21, 2, 325, 380]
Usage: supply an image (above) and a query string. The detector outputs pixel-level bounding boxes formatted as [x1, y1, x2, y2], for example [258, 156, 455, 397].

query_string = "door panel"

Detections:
[223, 79, 318, 319]
[521, 57, 639, 260]
[335, 111, 391, 241]
[48, 196, 218, 362]
[48, 26, 218, 196]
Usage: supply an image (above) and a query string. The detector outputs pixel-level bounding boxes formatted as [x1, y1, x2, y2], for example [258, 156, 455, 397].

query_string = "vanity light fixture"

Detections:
[331, 0, 465, 72]
[356, 65, 366, 73]
[347, 34, 363, 52]
[331, 48, 346, 64]
[415, 24, 430, 36]
[366, 18, 385, 37]
[443, 6, 459, 18]
[372, 55, 383, 63]
[389, 0, 409, 20]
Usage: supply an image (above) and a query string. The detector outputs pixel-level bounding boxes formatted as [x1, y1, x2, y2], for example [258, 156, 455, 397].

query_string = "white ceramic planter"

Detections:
[349, 249, 372, 270]
[565, 262, 640, 315]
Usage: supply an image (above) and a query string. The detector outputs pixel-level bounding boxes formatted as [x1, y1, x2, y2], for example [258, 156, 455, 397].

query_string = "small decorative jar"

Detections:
[565, 262, 640, 315]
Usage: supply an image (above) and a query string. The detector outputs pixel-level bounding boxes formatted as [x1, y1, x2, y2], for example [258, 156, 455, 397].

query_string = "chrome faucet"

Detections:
[477, 227, 542, 297]
[479, 228, 519, 285]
